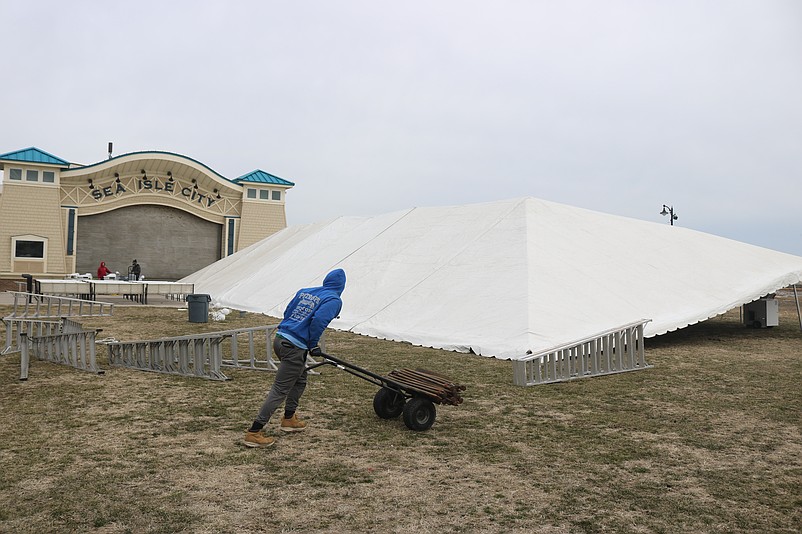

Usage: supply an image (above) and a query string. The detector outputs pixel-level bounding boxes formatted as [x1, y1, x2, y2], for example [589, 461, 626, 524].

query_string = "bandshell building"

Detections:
[0, 147, 294, 281]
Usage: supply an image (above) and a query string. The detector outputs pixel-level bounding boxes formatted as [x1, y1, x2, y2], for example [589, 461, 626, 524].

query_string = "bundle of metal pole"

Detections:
[387, 368, 465, 405]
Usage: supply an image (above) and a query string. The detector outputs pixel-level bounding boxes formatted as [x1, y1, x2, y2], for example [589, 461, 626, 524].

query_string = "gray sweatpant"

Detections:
[254, 336, 308, 425]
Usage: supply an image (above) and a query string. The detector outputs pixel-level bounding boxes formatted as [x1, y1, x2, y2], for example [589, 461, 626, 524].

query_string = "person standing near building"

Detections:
[129, 259, 141, 281]
[244, 268, 347, 448]
[97, 261, 111, 279]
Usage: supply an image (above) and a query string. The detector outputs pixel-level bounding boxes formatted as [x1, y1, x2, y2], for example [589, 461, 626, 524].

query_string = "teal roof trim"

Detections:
[235, 169, 295, 186]
[0, 147, 70, 166]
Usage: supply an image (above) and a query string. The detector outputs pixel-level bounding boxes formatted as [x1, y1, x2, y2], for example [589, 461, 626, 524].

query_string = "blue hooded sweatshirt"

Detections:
[277, 269, 346, 350]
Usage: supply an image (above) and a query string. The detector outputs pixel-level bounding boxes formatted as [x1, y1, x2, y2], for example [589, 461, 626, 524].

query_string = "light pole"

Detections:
[660, 204, 678, 226]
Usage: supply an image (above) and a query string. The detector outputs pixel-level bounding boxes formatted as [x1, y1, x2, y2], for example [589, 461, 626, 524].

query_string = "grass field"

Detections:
[0, 294, 800, 533]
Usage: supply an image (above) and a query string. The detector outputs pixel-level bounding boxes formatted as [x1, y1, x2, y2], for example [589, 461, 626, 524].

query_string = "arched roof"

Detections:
[67, 150, 232, 181]
[2, 148, 295, 191]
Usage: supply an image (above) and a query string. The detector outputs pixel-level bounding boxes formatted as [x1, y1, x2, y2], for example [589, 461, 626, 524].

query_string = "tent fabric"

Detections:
[181, 197, 802, 360]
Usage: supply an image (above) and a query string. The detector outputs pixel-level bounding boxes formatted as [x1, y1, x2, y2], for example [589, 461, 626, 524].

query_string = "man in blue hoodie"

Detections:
[244, 269, 346, 448]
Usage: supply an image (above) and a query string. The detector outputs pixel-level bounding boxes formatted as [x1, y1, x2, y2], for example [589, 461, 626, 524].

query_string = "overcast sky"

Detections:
[2, 1, 801, 255]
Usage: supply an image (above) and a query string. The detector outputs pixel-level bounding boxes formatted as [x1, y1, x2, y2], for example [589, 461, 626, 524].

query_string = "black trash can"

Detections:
[187, 294, 211, 323]
[22, 273, 33, 293]
[22, 274, 34, 303]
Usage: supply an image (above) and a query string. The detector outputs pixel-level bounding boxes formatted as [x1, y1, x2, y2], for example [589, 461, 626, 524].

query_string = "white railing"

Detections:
[219, 324, 280, 371]
[2, 317, 86, 355]
[513, 320, 652, 386]
[3, 318, 60, 355]
[106, 333, 229, 381]
[218, 324, 324, 372]
[7, 311, 326, 381]
[20, 329, 103, 380]
[104, 325, 324, 381]
[5, 292, 114, 319]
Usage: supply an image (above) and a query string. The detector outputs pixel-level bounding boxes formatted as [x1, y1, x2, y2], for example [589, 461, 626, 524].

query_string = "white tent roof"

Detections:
[182, 197, 802, 360]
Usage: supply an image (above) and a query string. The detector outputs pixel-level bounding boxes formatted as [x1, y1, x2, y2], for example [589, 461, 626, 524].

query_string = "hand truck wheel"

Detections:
[373, 387, 406, 419]
[402, 397, 436, 431]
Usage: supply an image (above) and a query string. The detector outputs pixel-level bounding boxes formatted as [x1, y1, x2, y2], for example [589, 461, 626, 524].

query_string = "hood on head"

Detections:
[322, 269, 346, 296]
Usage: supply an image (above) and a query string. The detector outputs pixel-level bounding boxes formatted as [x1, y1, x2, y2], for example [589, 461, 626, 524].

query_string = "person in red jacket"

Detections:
[97, 261, 111, 279]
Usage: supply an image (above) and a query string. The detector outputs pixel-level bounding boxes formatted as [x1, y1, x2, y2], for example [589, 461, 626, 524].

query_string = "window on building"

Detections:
[9, 168, 22, 180]
[14, 240, 45, 259]
[26, 170, 39, 182]
[43, 171, 55, 183]
[246, 186, 283, 201]
[227, 219, 236, 256]
[66, 209, 76, 255]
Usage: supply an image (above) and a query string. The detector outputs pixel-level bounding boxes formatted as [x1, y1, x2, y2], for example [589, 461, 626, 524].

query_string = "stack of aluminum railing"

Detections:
[3, 292, 113, 380]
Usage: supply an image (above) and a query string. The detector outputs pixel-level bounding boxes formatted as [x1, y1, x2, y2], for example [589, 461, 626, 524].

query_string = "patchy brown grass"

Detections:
[0, 293, 800, 533]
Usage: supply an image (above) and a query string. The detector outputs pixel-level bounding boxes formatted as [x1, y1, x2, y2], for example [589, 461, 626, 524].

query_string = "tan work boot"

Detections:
[243, 430, 275, 448]
[280, 414, 307, 432]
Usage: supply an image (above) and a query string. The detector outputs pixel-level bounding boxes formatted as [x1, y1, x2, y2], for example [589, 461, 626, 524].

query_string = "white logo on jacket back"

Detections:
[289, 292, 321, 321]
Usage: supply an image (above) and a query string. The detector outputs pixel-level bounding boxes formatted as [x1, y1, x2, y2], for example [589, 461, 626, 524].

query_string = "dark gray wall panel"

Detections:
[76, 205, 221, 280]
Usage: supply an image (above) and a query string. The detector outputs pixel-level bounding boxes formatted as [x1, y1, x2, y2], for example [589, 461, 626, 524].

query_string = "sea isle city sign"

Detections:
[89, 175, 220, 208]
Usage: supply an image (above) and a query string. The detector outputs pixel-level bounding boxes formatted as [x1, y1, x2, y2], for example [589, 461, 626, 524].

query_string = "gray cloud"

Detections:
[2, 0, 800, 254]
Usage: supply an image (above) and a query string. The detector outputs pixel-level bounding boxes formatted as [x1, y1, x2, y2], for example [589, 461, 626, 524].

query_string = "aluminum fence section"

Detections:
[19, 329, 102, 380]
[218, 325, 325, 372]
[3, 318, 60, 355]
[5, 292, 114, 319]
[105, 325, 325, 381]
[513, 320, 652, 386]
[2, 317, 86, 355]
[19, 340, 29, 380]
[219, 325, 280, 371]
[60, 317, 86, 333]
[107, 334, 229, 381]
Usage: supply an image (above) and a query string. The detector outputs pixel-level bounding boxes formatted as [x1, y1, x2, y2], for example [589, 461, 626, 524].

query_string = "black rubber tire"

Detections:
[402, 397, 436, 431]
[373, 388, 405, 419]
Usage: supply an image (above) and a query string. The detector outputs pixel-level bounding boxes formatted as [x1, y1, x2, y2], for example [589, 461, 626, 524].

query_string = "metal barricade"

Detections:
[107, 334, 229, 381]
[512, 320, 652, 386]
[218, 325, 325, 372]
[2, 317, 86, 355]
[219, 325, 280, 371]
[19, 329, 103, 380]
[3, 318, 60, 355]
[5, 292, 114, 319]
[105, 325, 325, 381]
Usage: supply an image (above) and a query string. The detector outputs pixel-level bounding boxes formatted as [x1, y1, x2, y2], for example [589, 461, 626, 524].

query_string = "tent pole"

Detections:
[794, 284, 802, 332]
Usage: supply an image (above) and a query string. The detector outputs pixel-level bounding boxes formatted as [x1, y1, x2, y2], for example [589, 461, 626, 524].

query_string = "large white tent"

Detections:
[182, 197, 802, 360]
